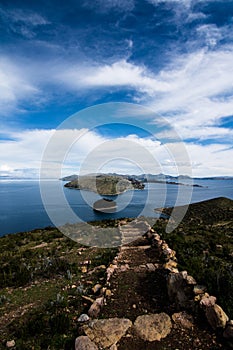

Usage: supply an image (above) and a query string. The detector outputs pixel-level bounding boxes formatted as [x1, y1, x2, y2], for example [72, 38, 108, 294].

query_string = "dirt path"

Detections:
[101, 236, 224, 350]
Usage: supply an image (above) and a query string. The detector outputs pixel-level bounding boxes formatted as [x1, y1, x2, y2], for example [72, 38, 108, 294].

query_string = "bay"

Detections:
[0, 178, 232, 236]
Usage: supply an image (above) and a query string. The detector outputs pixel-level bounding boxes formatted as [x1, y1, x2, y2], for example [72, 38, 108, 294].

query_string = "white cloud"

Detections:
[0, 57, 39, 114]
[183, 142, 233, 177]
[0, 128, 232, 179]
[196, 24, 223, 48]
[60, 59, 169, 95]
[59, 47, 233, 144]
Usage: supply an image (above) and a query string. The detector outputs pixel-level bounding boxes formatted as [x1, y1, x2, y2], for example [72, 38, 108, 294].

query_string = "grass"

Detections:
[0, 225, 118, 349]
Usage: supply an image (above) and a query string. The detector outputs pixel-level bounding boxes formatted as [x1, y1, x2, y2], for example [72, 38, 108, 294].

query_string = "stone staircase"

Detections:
[118, 219, 151, 245]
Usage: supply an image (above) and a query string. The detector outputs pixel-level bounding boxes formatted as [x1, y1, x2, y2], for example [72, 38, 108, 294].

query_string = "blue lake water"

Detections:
[0, 179, 233, 236]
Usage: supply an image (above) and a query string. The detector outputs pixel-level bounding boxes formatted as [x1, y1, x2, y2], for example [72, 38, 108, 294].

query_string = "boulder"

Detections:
[88, 297, 104, 318]
[83, 318, 132, 348]
[167, 271, 196, 309]
[164, 259, 178, 273]
[75, 336, 98, 350]
[205, 304, 229, 330]
[194, 285, 206, 295]
[172, 311, 194, 330]
[133, 313, 172, 341]
[223, 320, 233, 339]
[200, 295, 216, 307]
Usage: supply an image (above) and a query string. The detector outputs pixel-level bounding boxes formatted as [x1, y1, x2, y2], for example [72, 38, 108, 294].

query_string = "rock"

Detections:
[134, 313, 172, 341]
[205, 304, 229, 330]
[167, 271, 196, 309]
[75, 336, 98, 350]
[105, 289, 112, 297]
[6, 340, 15, 348]
[200, 295, 216, 307]
[120, 264, 129, 272]
[194, 285, 206, 295]
[160, 243, 176, 261]
[109, 344, 118, 350]
[186, 275, 196, 285]
[78, 314, 90, 323]
[216, 244, 223, 251]
[164, 259, 178, 272]
[92, 284, 102, 294]
[82, 295, 95, 303]
[146, 263, 156, 272]
[88, 297, 104, 318]
[81, 266, 88, 273]
[107, 264, 118, 281]
[83, 318, 132, 348]
[223, 320, 233, 339]
[172, 311, 194, 329]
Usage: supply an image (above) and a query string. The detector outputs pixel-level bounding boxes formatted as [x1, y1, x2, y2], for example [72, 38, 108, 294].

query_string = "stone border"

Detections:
[76, 223, 233, 349]
[147, 229, 233, 345]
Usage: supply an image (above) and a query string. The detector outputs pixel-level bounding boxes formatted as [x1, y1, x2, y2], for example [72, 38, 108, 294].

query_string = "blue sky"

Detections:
[0, 0, 233, 177]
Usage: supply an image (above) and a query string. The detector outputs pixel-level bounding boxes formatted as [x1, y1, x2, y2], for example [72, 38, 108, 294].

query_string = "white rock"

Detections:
[6, 340, 15, 348]
[78, 314, 90, 322]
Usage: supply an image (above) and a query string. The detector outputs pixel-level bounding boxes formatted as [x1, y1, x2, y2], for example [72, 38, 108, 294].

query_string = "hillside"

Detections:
[154, 197, 233, 317]
[64, 174, 144, 195]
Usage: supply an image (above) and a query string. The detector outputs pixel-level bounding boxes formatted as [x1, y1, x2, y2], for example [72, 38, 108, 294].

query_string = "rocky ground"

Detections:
[76, 236, 225, 350]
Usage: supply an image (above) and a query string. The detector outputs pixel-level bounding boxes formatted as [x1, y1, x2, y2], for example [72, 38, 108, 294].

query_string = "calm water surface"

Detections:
[0, 179, 232, 236]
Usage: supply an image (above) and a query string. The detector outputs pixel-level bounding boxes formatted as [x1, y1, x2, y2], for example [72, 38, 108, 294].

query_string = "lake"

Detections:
[0, 178, 233, 236]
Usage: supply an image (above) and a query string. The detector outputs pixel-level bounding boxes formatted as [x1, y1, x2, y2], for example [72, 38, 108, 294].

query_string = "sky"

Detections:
[0, 0, 233, 178]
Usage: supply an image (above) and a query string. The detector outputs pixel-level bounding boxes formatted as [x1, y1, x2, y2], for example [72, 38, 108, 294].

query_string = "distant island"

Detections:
[61, 173, 204, 192]
[64, 174, 145, 195]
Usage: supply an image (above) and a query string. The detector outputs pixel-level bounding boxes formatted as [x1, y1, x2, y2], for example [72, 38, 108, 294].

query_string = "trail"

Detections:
[99, 230, 223, 349]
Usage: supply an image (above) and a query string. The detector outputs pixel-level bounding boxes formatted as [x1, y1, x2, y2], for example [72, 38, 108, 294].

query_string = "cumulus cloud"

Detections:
[0, 127, 232, 179]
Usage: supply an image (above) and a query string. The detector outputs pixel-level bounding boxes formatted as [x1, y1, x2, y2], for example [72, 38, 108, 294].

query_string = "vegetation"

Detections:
[153, 197, 233, 317]
[0, 226, 118, 349]
[64, 174, 144, 195]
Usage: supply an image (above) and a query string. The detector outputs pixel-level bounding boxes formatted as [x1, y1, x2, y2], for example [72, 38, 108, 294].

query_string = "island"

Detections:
[93, 198, 117, 213]
[61, 173, 204, 189]
[64, 174, 145, 195]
